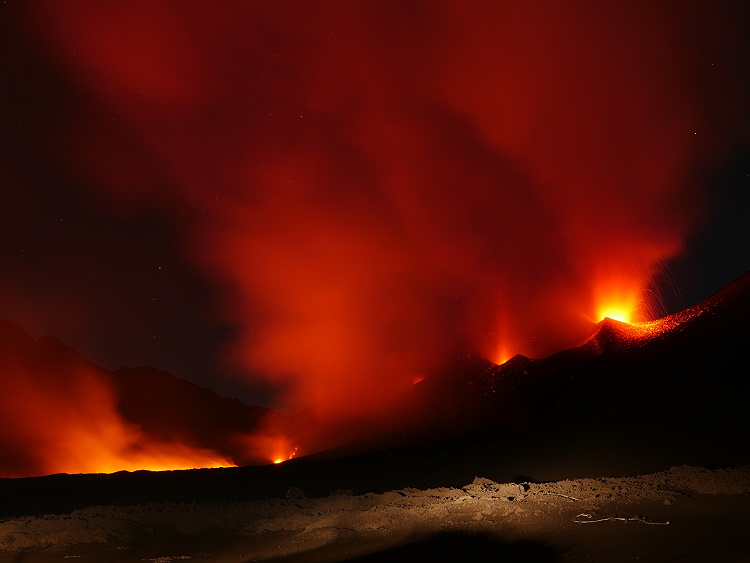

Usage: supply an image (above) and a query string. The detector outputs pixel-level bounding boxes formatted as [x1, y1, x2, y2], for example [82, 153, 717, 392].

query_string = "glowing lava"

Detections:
[272, 446, 298, 465]
[600, 306, 704, 342]
[236, 430, 299, 466]
[492, 346, 512, 366]
[273, 447, 298, 465]
[592, 274, 646, 324]
[599, 308, 632, 324]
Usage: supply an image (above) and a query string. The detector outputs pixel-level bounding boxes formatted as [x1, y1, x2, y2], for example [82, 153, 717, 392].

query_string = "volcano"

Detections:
[409, 269, 750, 461]
[0, 272, 749, 561]
[289, 269, 750, 479]
[2, 2, 748, 559]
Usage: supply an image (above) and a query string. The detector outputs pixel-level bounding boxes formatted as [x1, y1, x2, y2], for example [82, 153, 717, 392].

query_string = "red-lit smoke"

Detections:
[25, 1, 749, 458]
[0, 325, 232, 477]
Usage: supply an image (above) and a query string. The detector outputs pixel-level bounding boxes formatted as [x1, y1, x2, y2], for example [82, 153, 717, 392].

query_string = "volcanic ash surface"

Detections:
[1, 464, 749, 560]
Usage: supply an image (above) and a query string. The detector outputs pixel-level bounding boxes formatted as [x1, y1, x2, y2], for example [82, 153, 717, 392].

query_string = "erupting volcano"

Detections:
[1, 2, 749, 559]
[0, 0, 748, 488]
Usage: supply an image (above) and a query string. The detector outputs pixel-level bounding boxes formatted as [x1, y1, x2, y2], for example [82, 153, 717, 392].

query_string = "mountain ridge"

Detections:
[0, 319, 272, 476]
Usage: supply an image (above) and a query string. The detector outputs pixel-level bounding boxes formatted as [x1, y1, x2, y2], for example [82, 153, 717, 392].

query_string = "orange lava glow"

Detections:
[273, 447, 298, 465]
[491, 346, 513, 366]
[592, 272, 647, 324]
[237, 431, 299, 466]
[599, 305, 705, 343]
[600, 310, 633, 324]
[483, 311, 518, 366]
[0, 353, 234, 477]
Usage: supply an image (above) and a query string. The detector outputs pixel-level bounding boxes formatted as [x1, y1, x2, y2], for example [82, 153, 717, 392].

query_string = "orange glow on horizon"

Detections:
[0, 360, 236, 478]
[64, 443, 234, 475]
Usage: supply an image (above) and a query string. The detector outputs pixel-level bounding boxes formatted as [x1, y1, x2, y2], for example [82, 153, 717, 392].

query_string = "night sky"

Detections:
[1, 1, 748, 408]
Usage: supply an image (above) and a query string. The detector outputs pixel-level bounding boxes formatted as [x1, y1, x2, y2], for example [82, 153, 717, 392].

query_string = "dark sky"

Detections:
[0, 1, 748, 407]
[0, 4, 248, 399]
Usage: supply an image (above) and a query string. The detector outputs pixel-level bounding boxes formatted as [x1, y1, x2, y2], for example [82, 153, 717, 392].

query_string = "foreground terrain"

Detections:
[1, 465, 749, 562]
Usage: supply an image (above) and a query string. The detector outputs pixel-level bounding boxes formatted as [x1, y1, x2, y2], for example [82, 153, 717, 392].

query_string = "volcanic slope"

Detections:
[295, 268, 750, 485]
[0, 272, 748, 518]
[404, 269, 750, 483]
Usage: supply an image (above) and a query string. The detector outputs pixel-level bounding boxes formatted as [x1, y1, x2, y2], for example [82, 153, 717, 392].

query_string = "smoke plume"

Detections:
[23, 1, 749, 458]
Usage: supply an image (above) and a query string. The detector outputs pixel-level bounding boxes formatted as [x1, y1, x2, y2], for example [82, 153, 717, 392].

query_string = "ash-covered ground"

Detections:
[1, 465, 749, 562]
